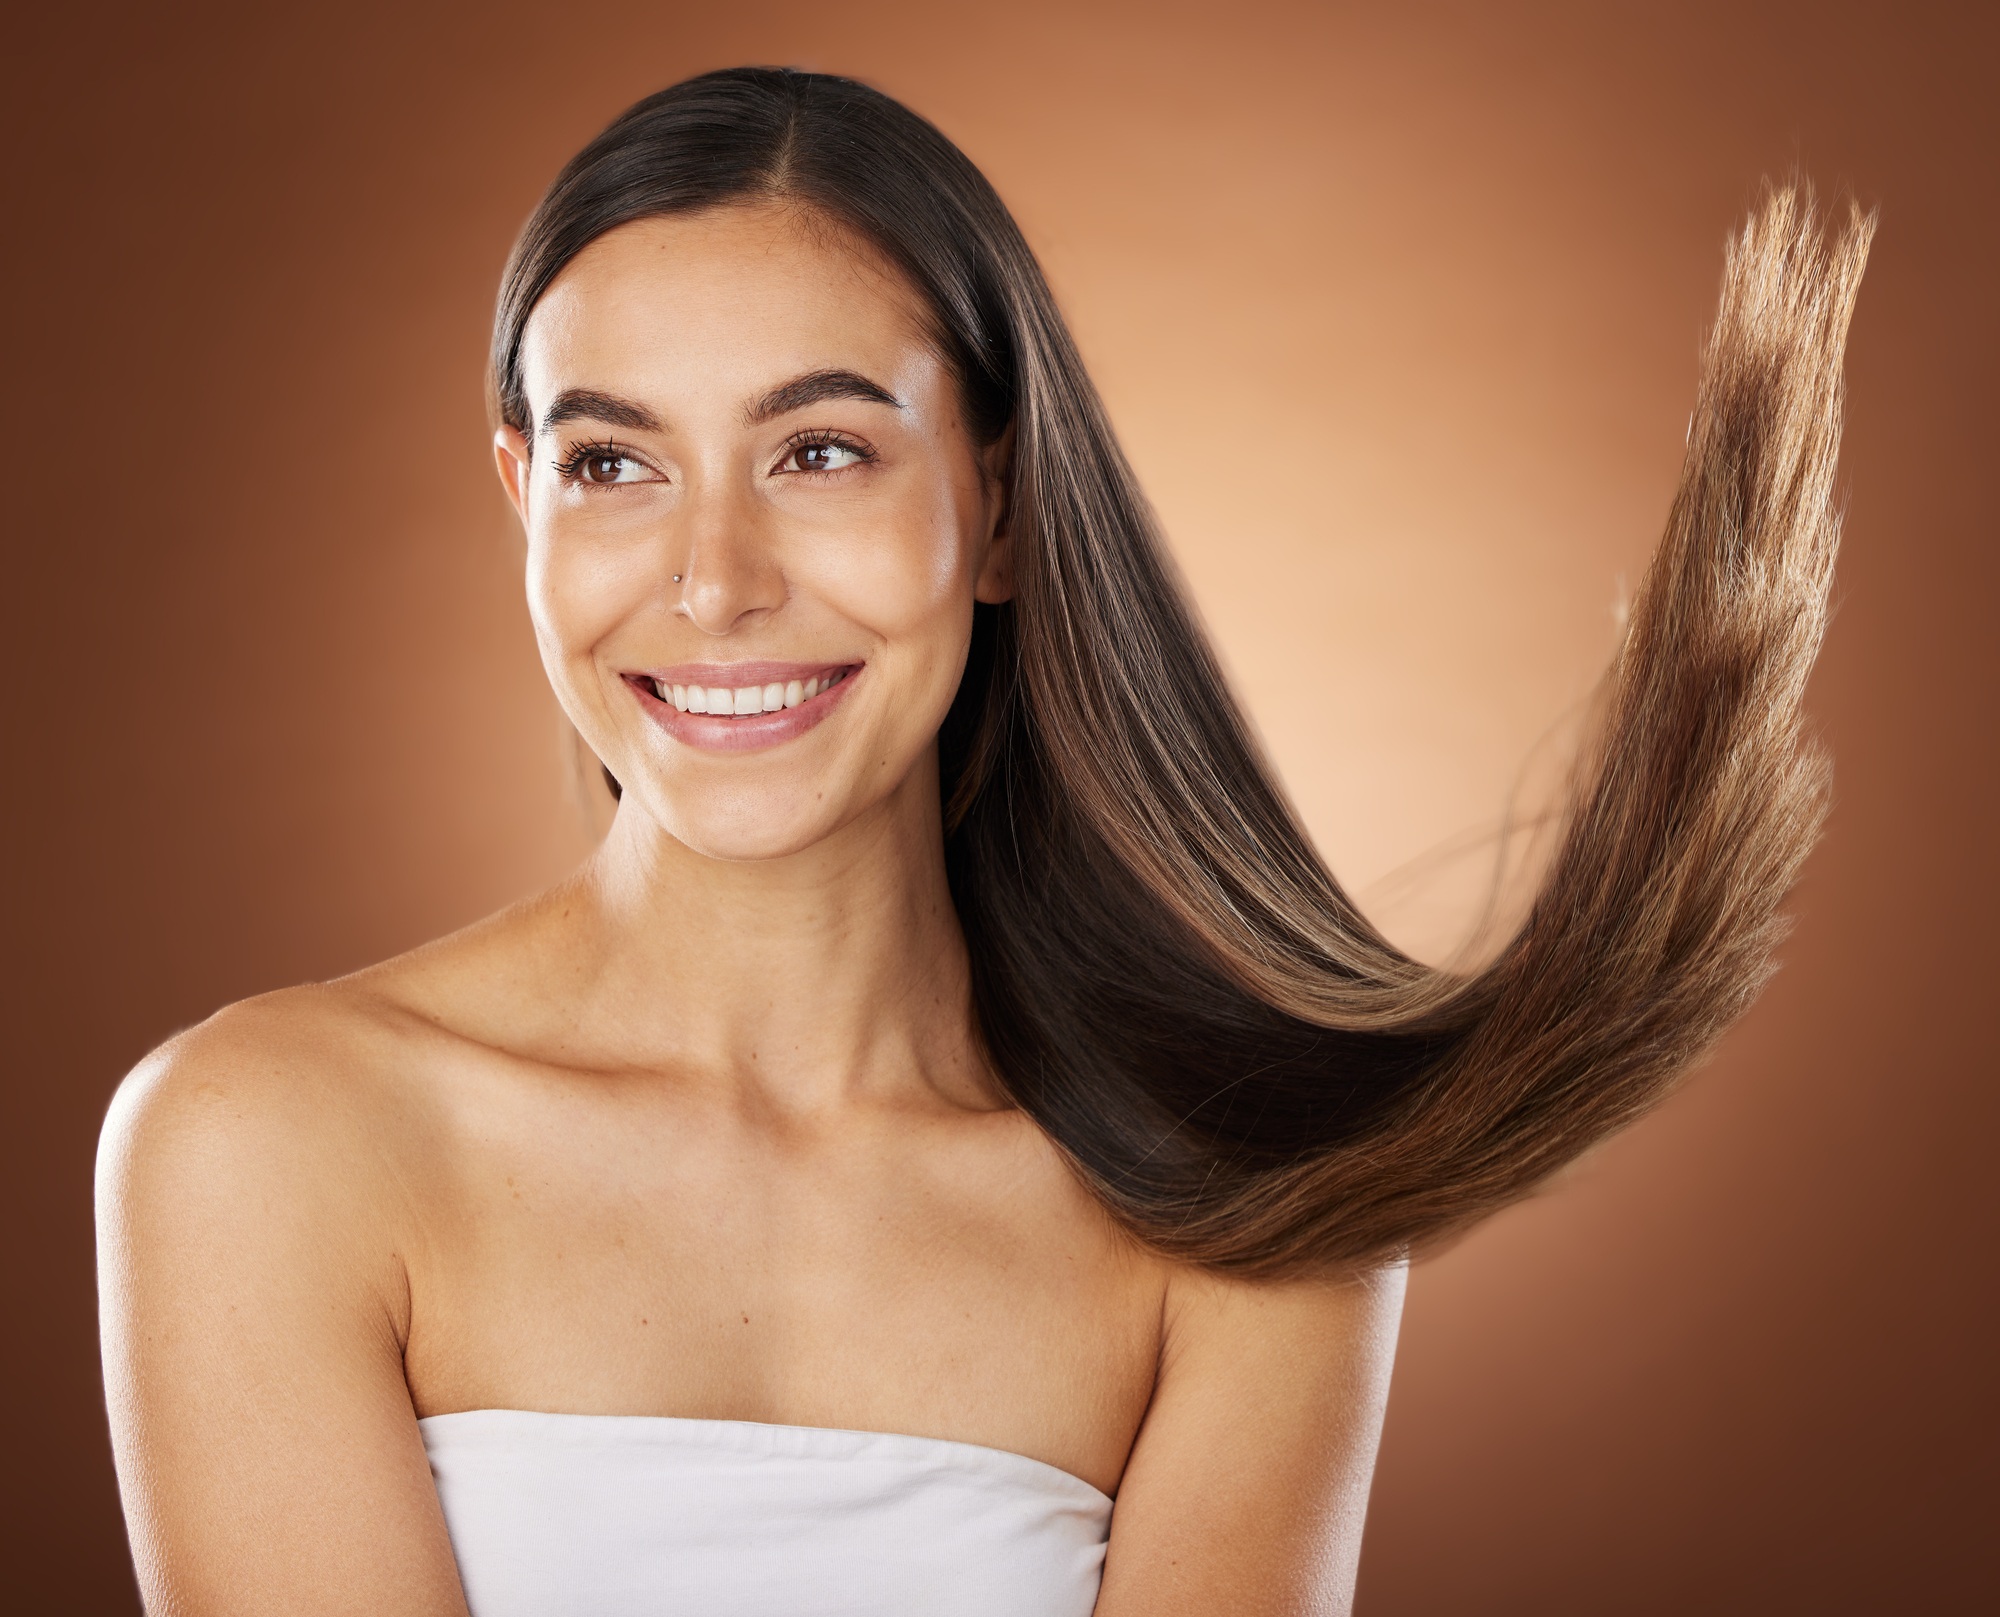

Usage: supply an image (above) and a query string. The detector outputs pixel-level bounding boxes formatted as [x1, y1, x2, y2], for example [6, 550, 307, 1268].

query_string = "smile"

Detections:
[626, 661, 862, 754]
[650, 665, 854, 715]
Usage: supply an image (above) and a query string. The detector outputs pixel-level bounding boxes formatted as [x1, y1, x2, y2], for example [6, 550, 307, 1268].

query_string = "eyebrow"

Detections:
[536, 370, 901, 438]
[538, 389, 664, 436]
[746, 368, 902, 425]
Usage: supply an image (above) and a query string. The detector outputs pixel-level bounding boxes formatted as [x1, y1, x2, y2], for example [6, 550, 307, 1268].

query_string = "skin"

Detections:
[96, 202, 1405, 1617]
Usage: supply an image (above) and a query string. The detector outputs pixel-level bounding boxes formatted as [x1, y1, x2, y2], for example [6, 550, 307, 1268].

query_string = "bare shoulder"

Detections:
[96, 982, 485, 1617]
[94, 885, 560, 1275]
[1160, 1259, 1406, 1380]
[97, 878, 571, 1209]
[95, 874, 597, 1299]
[1094, 1261, 1407, 1617]
[96, 985, 439, 1303]
[104, 978, 427, 1170]
[1148, 1259, 1406, 1478]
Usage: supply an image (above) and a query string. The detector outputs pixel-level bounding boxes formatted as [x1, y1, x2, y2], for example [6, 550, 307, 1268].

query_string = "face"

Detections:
[498, 204, 1011, 862]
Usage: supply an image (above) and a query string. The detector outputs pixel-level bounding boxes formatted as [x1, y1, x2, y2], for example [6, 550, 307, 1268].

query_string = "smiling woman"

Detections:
[93, 67, 1868, 1617]
[496, 204, 1011, 818]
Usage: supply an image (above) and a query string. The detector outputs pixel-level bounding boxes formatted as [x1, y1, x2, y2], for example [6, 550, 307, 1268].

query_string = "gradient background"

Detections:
[4, 2, 1994, 1610]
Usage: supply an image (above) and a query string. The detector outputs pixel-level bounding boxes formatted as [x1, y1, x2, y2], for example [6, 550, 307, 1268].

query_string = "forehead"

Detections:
[519, 204, 942, 418]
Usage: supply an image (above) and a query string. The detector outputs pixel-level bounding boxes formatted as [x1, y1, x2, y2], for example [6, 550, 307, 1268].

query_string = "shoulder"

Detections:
[97, 876, 572, 1209]
[1159, 1260, 1406, 1381]
[1147, 1263, 1407, 1479]
[1093, 1262, 1407, 1616]
[95, 982, 447, 1296]
[96, 986, 481, 1613]
[95, 877, 595, 1275]
[103, 980, 426, 1158]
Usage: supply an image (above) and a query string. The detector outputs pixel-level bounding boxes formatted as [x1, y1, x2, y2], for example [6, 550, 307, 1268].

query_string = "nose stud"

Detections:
[672, 573, 683, 583]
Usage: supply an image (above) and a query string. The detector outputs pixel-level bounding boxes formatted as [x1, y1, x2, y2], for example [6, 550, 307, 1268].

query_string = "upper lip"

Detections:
[634, 659, 859, 687]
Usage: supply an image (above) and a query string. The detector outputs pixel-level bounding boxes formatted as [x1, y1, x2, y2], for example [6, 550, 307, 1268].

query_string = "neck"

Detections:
[544, 753, 995, 1116]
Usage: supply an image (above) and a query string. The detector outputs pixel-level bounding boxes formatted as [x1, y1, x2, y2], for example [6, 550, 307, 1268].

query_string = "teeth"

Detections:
[658, 668, 850, 717]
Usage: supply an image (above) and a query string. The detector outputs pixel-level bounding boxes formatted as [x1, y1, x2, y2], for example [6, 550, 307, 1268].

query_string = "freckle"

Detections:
[742, 1313, 750, 1325]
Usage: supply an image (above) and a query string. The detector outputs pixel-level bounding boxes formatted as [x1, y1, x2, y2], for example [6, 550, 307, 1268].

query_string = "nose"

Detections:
[673, 468, 786, 636]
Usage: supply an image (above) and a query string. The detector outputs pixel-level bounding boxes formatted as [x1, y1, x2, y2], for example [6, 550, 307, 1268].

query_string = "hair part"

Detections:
[494, 68, 1872, 1275]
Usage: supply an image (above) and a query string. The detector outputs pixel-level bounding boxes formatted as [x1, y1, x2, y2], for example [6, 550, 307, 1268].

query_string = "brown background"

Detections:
[3, 1, 1994, 1610]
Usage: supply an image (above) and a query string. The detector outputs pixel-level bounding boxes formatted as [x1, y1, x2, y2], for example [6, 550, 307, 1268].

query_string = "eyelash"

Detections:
[778, 429, 876, 474]
[551, 439, 641, 483]
[549, 430, 877, 486]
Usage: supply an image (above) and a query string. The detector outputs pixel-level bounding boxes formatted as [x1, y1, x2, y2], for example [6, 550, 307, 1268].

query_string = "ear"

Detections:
[973, 423, 1016, 605]
[494, 426, 533, 526]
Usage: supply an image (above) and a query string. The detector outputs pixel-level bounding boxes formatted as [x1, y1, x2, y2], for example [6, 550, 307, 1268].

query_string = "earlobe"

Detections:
[974, 526, 1015, 604]
[494, 427, 532, 525]
[974, 427, 1016, 604]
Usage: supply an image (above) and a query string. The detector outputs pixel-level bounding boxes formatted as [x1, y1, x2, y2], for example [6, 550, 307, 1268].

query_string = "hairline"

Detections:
[500, 194, 996, 444]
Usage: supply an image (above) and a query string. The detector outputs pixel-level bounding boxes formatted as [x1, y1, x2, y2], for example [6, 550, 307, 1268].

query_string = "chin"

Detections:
[637, 776, 869, 865]
[669, 819, 839, 864]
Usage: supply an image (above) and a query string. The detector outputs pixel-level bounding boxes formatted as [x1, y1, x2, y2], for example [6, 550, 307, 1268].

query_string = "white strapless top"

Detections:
[420, 1409, 1113, 1617]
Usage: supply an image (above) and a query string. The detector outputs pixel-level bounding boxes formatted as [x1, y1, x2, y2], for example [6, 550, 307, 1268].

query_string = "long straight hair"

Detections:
[493, 68, 1872, 1275]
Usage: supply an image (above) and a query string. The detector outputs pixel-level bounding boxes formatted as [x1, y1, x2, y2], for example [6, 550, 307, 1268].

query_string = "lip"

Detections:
[625, 661, 862, 754]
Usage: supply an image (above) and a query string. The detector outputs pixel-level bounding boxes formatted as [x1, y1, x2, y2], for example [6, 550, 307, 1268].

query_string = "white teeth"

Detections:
[658, 669, 853, 717]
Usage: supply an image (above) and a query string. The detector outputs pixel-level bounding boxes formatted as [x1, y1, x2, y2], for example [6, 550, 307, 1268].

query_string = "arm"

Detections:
[96, 1005, 469, 1616]
[1094, 1262, 1405, 1616]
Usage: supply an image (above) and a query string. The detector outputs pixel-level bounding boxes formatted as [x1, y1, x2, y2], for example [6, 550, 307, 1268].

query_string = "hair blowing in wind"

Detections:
[495, 70, 1874, 1277]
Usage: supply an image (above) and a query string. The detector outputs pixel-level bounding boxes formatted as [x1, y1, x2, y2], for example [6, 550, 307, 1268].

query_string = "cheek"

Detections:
[524, 525, 653, 687]
[801, 478, 981, 654]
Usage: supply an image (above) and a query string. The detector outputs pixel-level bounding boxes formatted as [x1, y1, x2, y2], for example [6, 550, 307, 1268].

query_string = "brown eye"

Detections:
[558, 446, 656, 486]
[783, 440, 867, 474]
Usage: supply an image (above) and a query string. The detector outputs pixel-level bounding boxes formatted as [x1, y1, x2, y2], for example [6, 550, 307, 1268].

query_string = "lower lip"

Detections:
[629, 668, 861, 753]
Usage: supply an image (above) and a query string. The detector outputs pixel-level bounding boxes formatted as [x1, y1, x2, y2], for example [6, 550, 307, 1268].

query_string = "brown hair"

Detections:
[494, 68, 1872, 1275]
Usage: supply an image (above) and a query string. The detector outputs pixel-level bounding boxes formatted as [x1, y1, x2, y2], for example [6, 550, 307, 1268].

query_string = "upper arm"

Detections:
[96, 1006, 468, 1616]
[1094, 1261, 1406, 1617]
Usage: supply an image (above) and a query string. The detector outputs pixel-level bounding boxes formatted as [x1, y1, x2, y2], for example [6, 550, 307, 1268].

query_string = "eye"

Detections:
[776, 435, 873, 475]
[578, 451, 649, 484]
[554, 442, 660, 486]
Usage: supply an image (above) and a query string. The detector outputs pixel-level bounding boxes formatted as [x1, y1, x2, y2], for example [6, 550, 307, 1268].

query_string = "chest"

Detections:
[400, 1085, 1166, 1494]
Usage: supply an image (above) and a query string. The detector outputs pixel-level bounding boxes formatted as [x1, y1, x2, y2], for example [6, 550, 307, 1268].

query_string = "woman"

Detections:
[95, 67, 1870, 1616]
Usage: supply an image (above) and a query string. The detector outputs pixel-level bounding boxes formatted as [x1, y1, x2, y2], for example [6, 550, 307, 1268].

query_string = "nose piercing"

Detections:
[672, 573, 683, 583]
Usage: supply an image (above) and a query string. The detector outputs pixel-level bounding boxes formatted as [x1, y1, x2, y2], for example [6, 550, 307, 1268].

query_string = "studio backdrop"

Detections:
[2, 2, 1993, 1611]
